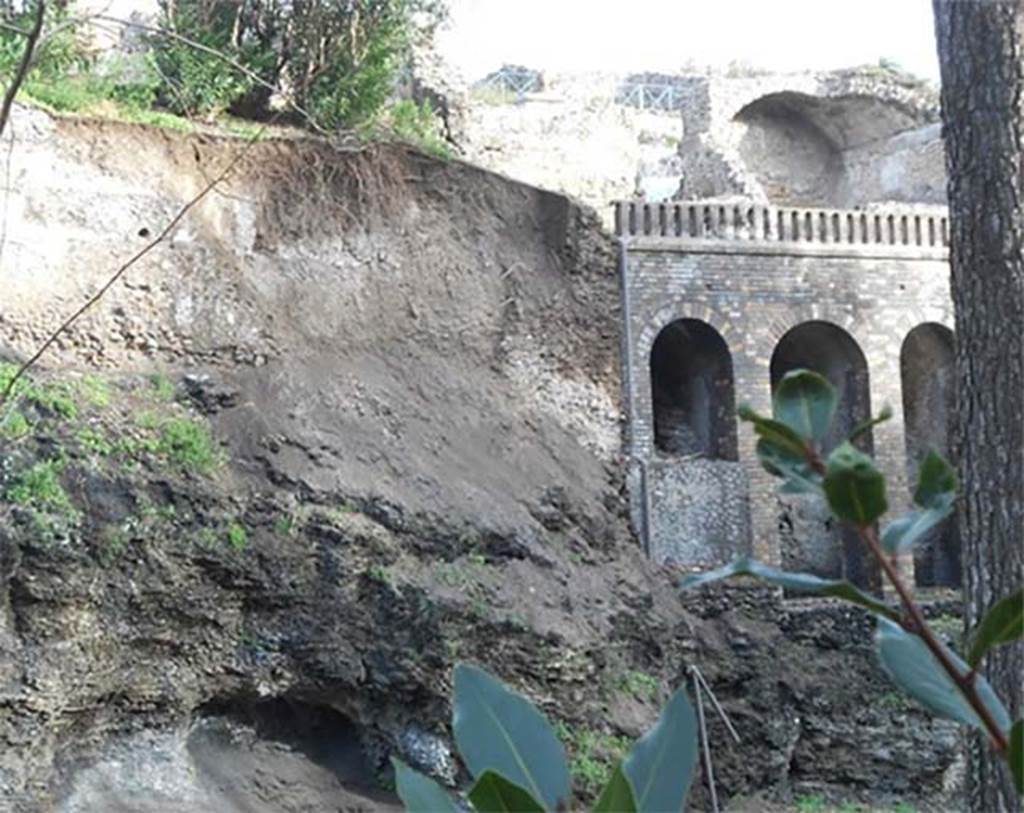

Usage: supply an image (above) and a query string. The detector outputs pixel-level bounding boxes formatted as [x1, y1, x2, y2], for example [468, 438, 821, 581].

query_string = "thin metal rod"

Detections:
[693, 666, 741, 744]
[692, 668, 720, 813]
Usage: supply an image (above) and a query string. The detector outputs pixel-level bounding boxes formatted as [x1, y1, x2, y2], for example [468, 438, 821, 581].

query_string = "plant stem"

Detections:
[805, 444, 1009, 754]
[858, 523, 1009, 755]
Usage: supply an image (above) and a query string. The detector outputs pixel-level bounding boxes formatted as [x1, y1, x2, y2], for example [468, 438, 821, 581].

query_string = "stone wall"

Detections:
[617, 200, 953, 587]
[460, 66, 945, 219]
[677, 69, 944, 207]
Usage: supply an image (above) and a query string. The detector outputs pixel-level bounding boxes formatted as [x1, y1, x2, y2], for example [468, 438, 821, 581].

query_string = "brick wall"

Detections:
[617, 201, 953, 585]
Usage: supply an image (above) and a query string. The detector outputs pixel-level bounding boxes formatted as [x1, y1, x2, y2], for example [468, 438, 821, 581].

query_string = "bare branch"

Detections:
[0, 0, 45, 140]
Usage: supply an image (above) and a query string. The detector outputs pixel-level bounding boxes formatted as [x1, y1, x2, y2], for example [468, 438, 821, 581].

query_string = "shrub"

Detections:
[150, 0, 446, 129]
[6, 458, 75, 516]
[151, 2, 264, 117]
[380, 98, 451, 158]
[156, 417, 220, 472]
[0, 363, 76, 419]
[226, 520, 247, 550]
[0, 2, 85, 84]
[0, 411, 31, 439]
[75, 375, 112, 409]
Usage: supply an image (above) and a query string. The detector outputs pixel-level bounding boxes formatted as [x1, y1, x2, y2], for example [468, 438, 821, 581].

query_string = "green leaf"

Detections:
[392, 758, 459, 813]
[876, 618, 1011, 734]
[914, 449, 957, 509]
[1009, 719, 1023, 794]
[593, 763, 637, 813]
[468, 770, 545, 812]
[740, 403, 809, 454]
[622, 687, 699, 812]
[967, 589, 1024, 667]
[453, 664, 571, 811]
[880, 499, 954, 554]
[823, 442, 888, 526]
[680, 556, 899, 621]
[772, 369, 837, 444]
[848, 404, 893, 444]
[757, 438, 823, 495]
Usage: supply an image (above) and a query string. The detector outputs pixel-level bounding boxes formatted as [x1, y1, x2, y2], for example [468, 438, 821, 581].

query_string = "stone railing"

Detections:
[615, 200, 950, 249]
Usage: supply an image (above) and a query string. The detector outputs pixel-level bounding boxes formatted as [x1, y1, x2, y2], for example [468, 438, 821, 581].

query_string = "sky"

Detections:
[438, 0, 940, 82]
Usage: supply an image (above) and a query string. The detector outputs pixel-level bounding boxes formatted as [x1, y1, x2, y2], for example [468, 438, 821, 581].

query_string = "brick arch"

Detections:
[896, 306, 954, 338]
[900, 322, 959, 588]
[770, 320, 872, 450]
[637, 304, 741, 363]
[769, 320, 878, 589]
[762, 309, 863, 349]
[649, 318, 738, 461]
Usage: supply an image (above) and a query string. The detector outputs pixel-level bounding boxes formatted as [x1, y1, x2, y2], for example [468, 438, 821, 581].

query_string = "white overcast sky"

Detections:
[438, 0, 940, 81]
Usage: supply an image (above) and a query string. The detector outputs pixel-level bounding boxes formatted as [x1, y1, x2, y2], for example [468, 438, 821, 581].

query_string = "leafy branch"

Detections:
[685, 370, 1022, 789]
[0, 0, 44, 139]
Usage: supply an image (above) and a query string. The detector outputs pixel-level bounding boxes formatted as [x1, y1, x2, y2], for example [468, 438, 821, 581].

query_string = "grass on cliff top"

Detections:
[16, 78, 291, 141]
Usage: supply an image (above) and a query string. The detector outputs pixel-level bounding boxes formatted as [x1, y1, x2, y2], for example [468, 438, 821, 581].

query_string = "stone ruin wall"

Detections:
[458, 66, 946, 220]
[676, 69, 945, 207]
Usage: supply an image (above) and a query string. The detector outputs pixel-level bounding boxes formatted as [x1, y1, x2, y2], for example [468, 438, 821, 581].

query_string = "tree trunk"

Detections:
[932, 2, 1024, 811]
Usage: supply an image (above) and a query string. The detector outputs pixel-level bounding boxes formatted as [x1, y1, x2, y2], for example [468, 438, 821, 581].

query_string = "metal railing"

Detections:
[615, 83, 685, 111]
[473, 66, 543, 97]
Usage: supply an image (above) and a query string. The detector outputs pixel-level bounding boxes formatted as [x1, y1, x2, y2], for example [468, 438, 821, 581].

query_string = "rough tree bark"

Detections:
[932, 2, 1024, 811]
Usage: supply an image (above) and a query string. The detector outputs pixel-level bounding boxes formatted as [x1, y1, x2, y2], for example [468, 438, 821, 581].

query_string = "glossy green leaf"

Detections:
[453, 664, 571, 811]
[823, 442, 888, 526]
[622, 687, 699, 812]
[756, 438, 823, 495]
[772, 369, 837, 444]
[593, 763, 637, 813]
[967, 589, 1024, 668]
[876, 618, 1011, 734]
[392, 758, 459, 813]
[914, 449, 957, 509]
[848, 404, 893, 444]
[880, 499, 954, 554]
[1008, 719, 1023, 794]
[468, 770, 545, 812]
[680, 556, 899, 621]
[739, 403, 809, 457]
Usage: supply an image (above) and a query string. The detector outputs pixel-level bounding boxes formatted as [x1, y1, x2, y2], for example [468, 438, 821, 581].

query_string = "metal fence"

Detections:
[473, 67, 686, 112]
[615, 83, 686, 111]
[473, 66, 543, 97]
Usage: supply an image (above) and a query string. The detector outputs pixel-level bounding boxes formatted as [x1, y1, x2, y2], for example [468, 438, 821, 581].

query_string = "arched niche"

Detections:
[770, 321, 877, 589]
[731, 91, 924, 207]
[733, 92, 845, 206]
[649, 319, 738, 461]
[901, 323, 960, 588]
